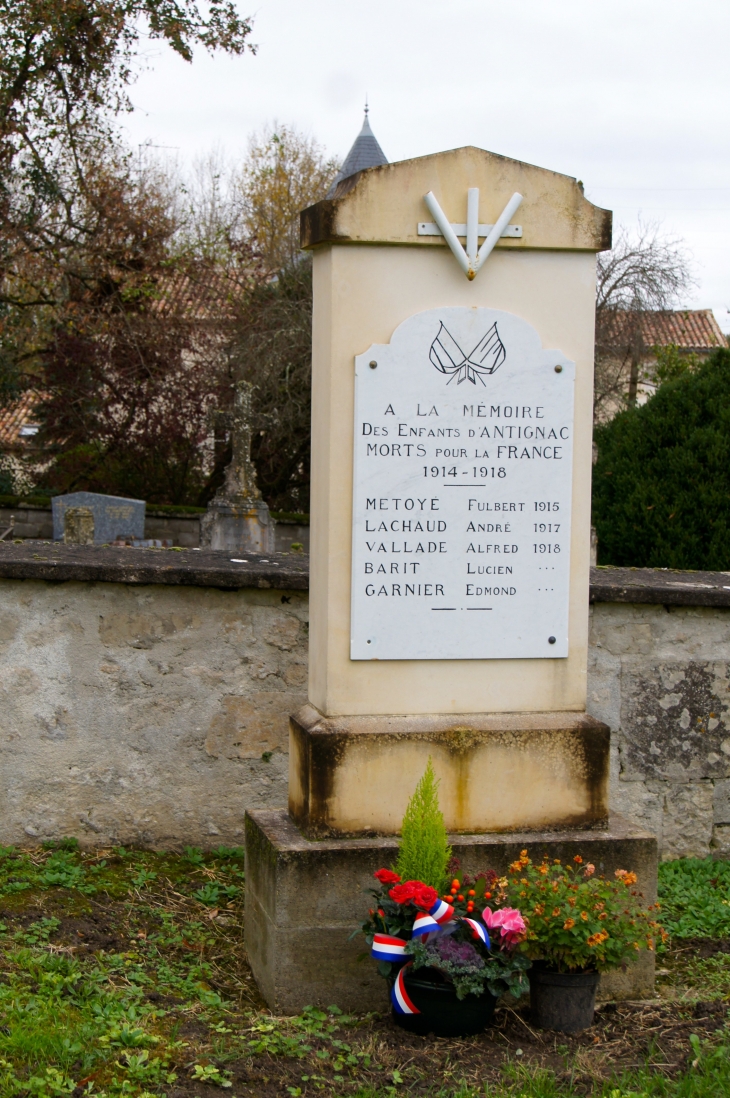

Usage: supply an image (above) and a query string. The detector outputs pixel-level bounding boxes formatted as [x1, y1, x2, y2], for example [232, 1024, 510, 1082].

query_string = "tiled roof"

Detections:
[0, 390, 45, 449]
[326, 111, 388, 198]
[151, 267, 252, 320]
[602, 309, 727, 353]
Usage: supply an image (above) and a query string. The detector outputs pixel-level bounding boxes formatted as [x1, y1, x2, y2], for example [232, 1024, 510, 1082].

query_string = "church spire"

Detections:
[326, 104, 388, 198]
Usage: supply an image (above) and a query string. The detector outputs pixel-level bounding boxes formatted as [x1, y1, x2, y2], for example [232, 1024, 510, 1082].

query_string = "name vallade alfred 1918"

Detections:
[350, 307, 574, 661]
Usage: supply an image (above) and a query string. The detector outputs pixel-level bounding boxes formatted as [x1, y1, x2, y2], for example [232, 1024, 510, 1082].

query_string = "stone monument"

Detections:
[200, 380, 276, 554]
[244, 139, 658, 1012]
[52, 492, 145, 544]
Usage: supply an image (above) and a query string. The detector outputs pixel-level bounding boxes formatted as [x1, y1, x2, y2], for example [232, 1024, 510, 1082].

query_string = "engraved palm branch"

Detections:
[429, 321, 506, 385]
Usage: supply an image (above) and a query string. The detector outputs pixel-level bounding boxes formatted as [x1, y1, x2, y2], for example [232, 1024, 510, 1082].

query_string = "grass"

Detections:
[0, 849, 725, 1096]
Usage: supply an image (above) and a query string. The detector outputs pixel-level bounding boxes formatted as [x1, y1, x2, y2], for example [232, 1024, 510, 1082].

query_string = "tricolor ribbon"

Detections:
[391, 963, 419, 1015]
[428, 898, 455, 924]
[411, 913, 441, 940]
[371, 934, 409, 963]
[463, 917, 490, 948]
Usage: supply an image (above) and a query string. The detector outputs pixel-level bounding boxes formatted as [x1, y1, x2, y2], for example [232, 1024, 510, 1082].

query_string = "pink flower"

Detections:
[583, 863, 595, 878]
[482, 906, 526, 946]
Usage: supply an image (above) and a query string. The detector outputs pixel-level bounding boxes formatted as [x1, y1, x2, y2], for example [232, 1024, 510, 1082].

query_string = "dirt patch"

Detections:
[147, 997, 729, 1098]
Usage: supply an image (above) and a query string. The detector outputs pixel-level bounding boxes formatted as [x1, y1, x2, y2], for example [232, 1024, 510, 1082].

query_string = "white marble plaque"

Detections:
[350, 307, 575, 660]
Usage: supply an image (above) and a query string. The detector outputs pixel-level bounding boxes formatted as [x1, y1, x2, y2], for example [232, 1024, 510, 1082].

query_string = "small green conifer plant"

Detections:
[394, 758, 452, 892]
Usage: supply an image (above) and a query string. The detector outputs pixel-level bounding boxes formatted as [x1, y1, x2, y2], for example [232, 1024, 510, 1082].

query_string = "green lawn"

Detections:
[0, 843, 726, 1096]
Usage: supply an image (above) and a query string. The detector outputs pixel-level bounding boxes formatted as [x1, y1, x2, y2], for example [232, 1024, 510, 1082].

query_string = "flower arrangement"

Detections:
[360, 762, 529, 1008]
[361, 866, 530, 1000]
[503, 850, 667, 973]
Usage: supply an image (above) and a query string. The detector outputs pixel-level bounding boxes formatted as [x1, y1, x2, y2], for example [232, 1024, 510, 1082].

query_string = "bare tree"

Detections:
[594, 223, 694, 420]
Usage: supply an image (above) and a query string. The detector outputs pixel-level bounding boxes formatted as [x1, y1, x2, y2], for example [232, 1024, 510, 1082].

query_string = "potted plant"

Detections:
[359, 761, 530, 1037]
[503, 849, 667, 1033]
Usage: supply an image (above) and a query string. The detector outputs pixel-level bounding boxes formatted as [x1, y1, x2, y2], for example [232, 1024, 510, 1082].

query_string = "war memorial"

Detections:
[243, 133, 658, 1014]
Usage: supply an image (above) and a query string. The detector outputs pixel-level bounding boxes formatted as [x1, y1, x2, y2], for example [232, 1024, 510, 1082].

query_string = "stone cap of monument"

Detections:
[302, 145, 611, 253]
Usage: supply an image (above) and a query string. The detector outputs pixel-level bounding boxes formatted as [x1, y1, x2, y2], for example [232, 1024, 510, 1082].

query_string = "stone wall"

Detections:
[590, 602, 730, 859]
[0, 545, 729, 856]
[0, 505, 310, 553]
[0, 546, 308, 847]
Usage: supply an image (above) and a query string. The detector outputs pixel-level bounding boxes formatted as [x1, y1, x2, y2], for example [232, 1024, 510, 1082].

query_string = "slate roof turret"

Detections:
[326, 108, 388, 197]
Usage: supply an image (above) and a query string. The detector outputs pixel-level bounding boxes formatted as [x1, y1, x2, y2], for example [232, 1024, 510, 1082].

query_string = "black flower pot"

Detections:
[389, 967, 497, 1038]
[529, 964, 599, 1033]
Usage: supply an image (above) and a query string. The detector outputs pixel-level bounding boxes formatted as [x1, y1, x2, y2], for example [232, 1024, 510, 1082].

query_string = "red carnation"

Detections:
[374, 868, 401, 886]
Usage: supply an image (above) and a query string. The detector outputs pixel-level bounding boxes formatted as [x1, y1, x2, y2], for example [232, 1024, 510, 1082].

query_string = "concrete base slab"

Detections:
[244, 809, 657, 1014]
[289, 705, 610, 836]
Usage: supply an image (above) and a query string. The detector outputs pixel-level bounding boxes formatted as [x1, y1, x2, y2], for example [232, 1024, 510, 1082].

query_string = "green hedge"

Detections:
[592, 348, 730, 569]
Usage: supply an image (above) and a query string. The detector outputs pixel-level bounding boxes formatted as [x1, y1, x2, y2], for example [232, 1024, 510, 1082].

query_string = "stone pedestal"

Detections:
[199, 497, 276, 554]
[244, 809, 657, 1014]
[289, 705, 610, 837]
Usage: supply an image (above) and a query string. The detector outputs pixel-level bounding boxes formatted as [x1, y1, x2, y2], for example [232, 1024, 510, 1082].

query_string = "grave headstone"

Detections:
[52, 492, 145, 544]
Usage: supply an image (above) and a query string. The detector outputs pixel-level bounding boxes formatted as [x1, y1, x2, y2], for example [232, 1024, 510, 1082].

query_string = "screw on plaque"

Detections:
[548, 636, 556, 644]
[369, 360, 378, 369]
[554, 365, 563, 373]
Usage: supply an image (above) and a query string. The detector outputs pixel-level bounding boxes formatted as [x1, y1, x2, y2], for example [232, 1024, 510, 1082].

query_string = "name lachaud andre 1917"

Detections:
[349, 306, 575, 661]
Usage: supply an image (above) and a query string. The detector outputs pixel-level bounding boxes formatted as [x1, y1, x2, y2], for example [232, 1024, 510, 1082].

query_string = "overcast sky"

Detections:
[124, 0, 730, 330]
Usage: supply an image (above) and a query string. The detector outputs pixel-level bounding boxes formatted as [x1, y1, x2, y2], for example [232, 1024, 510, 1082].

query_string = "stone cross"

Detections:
[217, 379, 261, 503]
[200, 377, 276, 553]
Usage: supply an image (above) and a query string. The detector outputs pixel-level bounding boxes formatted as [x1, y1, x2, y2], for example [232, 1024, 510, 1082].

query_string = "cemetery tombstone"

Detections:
[52, 492, 145, 544]
[244, 145, 658, 1012]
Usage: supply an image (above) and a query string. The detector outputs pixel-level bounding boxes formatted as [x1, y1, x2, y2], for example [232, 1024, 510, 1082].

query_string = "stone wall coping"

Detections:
[589, 565, 730, 608]
[0, 542, 308, 591]
[0, 545, 728, 605]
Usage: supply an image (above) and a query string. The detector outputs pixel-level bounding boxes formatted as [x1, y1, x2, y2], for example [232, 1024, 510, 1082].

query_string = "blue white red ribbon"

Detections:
[462, 917, 490, 948]
[428, 898, 455, 924]
[411, 913, 441, 940]
[391, 963, 419, 1014]
[371, 934, 409, 963]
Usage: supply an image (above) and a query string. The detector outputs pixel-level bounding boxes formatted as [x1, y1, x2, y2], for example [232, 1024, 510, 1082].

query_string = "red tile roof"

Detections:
[150, 267, 254, 320]
[602, 309, 727, 353]
[0, 390, 45, 449]
[640, 309, 726, 350]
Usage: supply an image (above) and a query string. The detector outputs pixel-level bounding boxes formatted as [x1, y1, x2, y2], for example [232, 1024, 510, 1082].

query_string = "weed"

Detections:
[658, 857, 730, 940]
[191, 1062, 233, 1086]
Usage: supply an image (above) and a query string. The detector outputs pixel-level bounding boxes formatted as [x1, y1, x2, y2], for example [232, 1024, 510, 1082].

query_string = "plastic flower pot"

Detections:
[528, 964, 599, 1033]
[389, 967, 497, 1038]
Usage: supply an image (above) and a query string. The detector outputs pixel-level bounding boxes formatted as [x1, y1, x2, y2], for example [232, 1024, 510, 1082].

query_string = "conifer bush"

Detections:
[592, 348, 730, 569]
[394, 759, 451, 891]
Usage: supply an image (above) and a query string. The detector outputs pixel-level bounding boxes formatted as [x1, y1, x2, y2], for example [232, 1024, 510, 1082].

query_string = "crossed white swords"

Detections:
[422, 187, 523, 281]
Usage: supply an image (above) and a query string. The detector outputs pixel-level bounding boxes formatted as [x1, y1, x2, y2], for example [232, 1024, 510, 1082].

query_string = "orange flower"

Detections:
[563, 918, 575, 930]
[534, 904, 545, 915]
[552, 907, 561, 917]
[573, 855, 583, 864]
[580, 911, 589, 921]
[538, 864, 548, 875]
